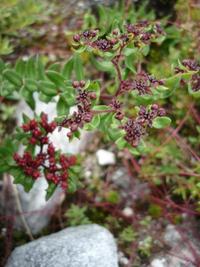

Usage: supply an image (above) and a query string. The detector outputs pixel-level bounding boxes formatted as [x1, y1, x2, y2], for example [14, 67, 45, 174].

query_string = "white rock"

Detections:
[118, 251, 129, 265]
[16, 178, 65, 234]
[150, 258, 167, 267]
[96, 149, 116, 166]
[122, 207, 134, 217]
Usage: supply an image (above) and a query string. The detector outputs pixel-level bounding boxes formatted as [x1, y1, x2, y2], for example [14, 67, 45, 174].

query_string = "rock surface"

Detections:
[150, 221, 200, 267]
[96, 149, 116, 166]
[5, 224, 118, 267]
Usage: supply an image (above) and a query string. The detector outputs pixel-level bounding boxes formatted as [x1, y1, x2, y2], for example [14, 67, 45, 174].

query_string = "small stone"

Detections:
[96, 149, 116, 166]
[164, 224, 181, 247]
[150, 258, 167, 267]
[122, 207, 134, 217]
[118, 251, 129, 265]
[5, 224, 118, 267]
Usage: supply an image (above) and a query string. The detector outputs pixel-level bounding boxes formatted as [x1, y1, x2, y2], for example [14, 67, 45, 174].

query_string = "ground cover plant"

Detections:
[0, 0, 200, 266]
[1, 21, 199, 197]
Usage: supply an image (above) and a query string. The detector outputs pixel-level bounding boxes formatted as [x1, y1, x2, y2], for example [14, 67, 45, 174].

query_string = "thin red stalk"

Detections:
[92, 109, 114, 115]
[190, 105, 200, 125]
[142, 103, 192, 165]
[169, 129, 200, 162]
[128, 153, 141, 173]
[151, 196, 199, 216]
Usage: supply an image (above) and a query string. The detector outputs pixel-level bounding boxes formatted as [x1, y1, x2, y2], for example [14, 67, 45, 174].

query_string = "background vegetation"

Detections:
[0, 0, 199, 266]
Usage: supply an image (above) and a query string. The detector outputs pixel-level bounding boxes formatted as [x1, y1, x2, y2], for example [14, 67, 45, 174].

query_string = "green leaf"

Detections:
[92, 105, 111, 111]
[3, 69, 22, 87]
[129, 146, 140, 156]
[22, 113, 30, 123]
[11, 168, 34, 193]
[156, 85, 169, 92]
[165, 75, 181, 89]
[125, 53, 136, 74]
[36, 56, 46, 80]
[39, 80, 57, 96]
[74, 53, 84, 80]
[11, 168, 24, 180]
[152, 116, 171, 129]
[98, 5, 107, 27]
[74, 46, 86, 54]
[87, 81, 100, 92]
[39, 92, 52, 103]
[115, 137, 126, 149]
[124, 47, 137, 56]
[57, 97, 68, 116]
[26, 57, 37, 79]
[20, 86, 35, 110]
[106, 190, 120, 204]
[181, 71, 197, 81]
[48, 63, 61, 72]
[24, 79, 38, 92]
[0, 59, 5, 73]
[15, 59, 26, 76]
[61, 90, 75, 106]
[90, 56, 114, 72]
[141, 45, 150, 56]
[46, 70, 66, 87]
[153, 35, 165, 44]
[84, 114, 100, 130]
[46, 183, 57, 200]
[62, 57, 74, 79]
[68, 177, 78, 193]
[23, 177, 35, 192]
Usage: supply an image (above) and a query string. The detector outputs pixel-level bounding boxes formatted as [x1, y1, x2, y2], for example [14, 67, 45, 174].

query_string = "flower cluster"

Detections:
[22, 113, 57, 145]
[175, 59, 200, 92]
[122, 105, 165, 147]
[109, 98, 124, 120]
[73, 21, 165, 54]
[73, 29, 98, 42]
[93, 39, 115, 51]
[14, 113, 76, 190]
[60, 80, 96, 137]
[191, 74, 200, 92]
[182, 59, 200, 71]
[119, 71, 163, 95]
[126, 21, 165, 46]
[73, 28, 117, 52]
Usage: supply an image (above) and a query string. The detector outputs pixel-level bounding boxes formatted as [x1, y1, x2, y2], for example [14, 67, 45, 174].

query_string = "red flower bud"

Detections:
[151, 104, 159, 111]
[72, 81, 80, 88]
[89, 92, 96, 100]
[115, 111, 124, 120]
[29, 120, 38, 130]
[22, 124, 30, 132]
[80, 80, 86, 88]
[73, 34, 81, 42]
[29, 137, 37, 145]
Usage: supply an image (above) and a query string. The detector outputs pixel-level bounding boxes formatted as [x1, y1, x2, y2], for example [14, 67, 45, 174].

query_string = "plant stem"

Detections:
[6, 174, 34, 241]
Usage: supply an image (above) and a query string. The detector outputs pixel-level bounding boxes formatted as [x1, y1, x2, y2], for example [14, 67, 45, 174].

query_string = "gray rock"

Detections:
[150, 252, 196, 267]
[150, 221, 200, 267]
[163, 224, 182, 247]
[5, 224, 119, 267]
